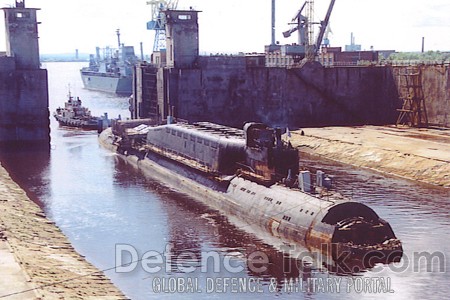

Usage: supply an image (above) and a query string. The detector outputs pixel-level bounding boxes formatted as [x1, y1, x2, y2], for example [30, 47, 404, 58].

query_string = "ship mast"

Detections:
[116, 28, 121, 48]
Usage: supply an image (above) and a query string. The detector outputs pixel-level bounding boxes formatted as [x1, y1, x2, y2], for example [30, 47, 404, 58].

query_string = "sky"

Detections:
[0, 0, 449, 56]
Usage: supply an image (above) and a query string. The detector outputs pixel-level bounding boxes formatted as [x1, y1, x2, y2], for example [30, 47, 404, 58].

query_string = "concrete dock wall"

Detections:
[134, 58, 449, 129]
[0, 67, 50, 146]
[167, 59, 401, 128]
[1, 2, 50, 147]
[392, 64, 449, 127]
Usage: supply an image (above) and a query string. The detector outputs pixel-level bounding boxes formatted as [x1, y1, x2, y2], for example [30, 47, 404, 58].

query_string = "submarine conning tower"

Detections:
[113, 119, 402, 262]
[242, 123, 299, 185]
[236, 123, 402, 261]
[0, 0, 50, 148]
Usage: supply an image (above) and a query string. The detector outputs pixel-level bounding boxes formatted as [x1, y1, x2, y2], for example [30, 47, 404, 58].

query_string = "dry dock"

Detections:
[290, 126, 450, 187]
[0, 164, 126, 299]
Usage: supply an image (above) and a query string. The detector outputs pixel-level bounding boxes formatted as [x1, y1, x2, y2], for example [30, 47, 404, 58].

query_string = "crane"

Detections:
[146, 0, 179, 52]
[282, 2, 307, 44]
[322, 23, 333, 47]
[282, 0, 336, 62]
[315, 0, 336, 54]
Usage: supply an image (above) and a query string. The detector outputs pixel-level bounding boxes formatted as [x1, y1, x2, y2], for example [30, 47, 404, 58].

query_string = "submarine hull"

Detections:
[99, 127, 402, 263]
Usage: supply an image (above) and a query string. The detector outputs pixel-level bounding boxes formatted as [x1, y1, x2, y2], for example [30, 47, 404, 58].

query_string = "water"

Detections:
[1, 62, 449, 300]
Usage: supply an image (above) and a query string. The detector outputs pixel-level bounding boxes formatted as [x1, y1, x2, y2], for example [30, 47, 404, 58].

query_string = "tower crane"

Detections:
[146, 0, 179, 52]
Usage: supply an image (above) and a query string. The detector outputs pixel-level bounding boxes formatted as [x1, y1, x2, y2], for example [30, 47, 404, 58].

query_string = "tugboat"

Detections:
[53, 92, 100, 130]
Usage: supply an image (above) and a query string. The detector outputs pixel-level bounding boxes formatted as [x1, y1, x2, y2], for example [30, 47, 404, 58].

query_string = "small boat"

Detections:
[53, 93, 100, 130]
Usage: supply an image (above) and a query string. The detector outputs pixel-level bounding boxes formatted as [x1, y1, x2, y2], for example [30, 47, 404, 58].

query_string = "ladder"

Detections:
[396, 66, 428, 127]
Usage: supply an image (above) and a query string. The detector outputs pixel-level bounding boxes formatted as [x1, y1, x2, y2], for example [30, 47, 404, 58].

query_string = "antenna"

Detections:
[271, 0, 276, 46]
[15, 0, 24, 8]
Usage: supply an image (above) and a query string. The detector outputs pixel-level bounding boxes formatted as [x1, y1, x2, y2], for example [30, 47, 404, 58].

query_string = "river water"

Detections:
[0, 62, 449, 300]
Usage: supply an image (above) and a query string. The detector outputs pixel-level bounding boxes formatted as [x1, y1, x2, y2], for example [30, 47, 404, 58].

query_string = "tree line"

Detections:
[387, 51, 450, 62]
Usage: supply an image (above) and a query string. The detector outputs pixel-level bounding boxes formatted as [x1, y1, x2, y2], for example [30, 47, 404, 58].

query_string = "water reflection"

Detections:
[1, 123, 447, 299]
[0, 62, 447, 299]
[0, 146, 50, 208]
[299, 152, 450, 221]
[110, 154, 405, 298]
[111, 156, 332, 295]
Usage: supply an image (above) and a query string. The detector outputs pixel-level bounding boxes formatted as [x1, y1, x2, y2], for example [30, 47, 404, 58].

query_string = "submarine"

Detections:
[99, 120, 402, 264]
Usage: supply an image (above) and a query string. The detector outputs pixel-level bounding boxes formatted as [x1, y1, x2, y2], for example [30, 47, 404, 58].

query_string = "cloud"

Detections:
[413, 4, 450, 27]
[2, 0, 449, 53]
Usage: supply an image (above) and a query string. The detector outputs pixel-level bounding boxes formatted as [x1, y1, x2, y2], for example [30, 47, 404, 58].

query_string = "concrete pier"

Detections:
[0, 164, 126, 299]
[1, 1, 50, 148]
[289, 126, 450, 187]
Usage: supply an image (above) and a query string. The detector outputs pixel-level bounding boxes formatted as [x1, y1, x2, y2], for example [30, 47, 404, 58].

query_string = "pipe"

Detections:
[271, 0, 276, 45]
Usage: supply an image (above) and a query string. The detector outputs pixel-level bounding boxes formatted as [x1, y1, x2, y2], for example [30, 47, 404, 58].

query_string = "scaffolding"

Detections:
[396, 66, 428, 127]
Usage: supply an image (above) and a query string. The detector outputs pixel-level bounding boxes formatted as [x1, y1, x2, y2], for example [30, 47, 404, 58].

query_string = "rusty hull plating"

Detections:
[103, 120, 403, 265]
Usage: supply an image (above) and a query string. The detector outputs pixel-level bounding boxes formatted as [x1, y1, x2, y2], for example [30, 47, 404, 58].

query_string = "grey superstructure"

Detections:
[80, 30, 137, 96]
[99, 120, 403, 266]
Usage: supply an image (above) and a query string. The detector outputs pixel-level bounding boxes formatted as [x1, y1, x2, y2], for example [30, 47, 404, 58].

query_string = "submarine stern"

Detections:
[319, 202, 403, 265]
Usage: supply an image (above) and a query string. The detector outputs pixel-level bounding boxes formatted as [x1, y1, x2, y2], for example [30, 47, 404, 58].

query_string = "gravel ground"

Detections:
[289, 125, 450, 187]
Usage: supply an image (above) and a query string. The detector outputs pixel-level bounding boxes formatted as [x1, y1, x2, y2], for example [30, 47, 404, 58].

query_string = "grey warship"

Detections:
[80, 29, 137, 96]
[99, 120, 402, 264]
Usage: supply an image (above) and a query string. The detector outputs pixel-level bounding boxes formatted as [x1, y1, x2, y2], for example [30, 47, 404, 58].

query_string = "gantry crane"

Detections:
[146, 0, 179, 52]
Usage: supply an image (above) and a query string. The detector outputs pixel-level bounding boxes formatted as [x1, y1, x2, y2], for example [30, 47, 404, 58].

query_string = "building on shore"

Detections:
[318, 47, 379, 66]
[0, 0, 50, 149]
